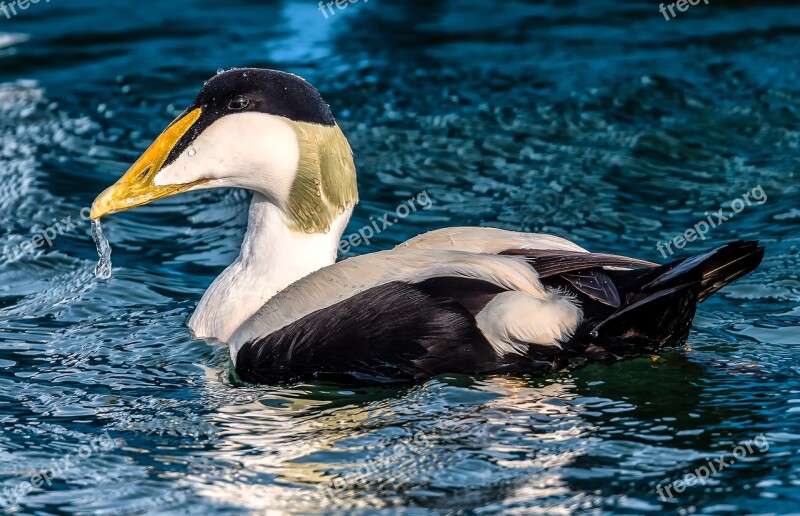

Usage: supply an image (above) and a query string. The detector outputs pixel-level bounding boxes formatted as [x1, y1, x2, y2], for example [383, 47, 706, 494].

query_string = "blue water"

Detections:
[1, 0, 799, 513]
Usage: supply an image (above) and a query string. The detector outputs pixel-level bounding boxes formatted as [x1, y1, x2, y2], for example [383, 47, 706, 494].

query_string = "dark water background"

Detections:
[1, 0, 799, 513]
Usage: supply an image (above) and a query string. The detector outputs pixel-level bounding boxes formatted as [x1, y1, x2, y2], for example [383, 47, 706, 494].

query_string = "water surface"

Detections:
[1, 0, 799, 513]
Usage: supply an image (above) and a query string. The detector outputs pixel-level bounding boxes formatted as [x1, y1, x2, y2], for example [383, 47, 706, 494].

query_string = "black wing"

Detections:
[234, 280, 535, 384]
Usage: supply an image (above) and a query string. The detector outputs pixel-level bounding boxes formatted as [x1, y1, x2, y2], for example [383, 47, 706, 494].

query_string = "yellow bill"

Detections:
[90, 108, 206, 220]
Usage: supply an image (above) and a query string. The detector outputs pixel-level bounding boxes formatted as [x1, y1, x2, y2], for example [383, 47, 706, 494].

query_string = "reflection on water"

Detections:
[0, 0, 799, 513]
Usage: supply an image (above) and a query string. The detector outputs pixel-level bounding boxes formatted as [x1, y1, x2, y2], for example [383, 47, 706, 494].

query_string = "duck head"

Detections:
[91, 68, 358, 234]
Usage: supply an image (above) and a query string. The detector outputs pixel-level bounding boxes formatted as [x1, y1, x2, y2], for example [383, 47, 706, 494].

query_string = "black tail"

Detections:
[589, 241, 764, 356]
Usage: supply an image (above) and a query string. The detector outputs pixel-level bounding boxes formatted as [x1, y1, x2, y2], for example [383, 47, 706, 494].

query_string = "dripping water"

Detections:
[91, 219, 112, 280]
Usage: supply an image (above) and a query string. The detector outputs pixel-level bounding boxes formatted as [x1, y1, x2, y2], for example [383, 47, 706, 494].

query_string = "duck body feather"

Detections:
[231, 228, 764, 384]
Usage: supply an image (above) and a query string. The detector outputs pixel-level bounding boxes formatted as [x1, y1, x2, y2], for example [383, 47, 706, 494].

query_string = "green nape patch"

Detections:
[286, 121, 358, 234]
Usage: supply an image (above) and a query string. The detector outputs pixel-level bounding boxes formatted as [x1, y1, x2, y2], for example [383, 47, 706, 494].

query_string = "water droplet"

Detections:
[345, 201, 352, 209]
[91, 220, 112, 280]
[315, 191, 321, 197]
[313, 178, 321, 185]
[217, 68, 224, 74]
[324, 225, 331, 233]
[187, 147, 196, 157]
[589, 329, 598, 339]
[242, 72, 248, 77]
[338, 205, 345, 214]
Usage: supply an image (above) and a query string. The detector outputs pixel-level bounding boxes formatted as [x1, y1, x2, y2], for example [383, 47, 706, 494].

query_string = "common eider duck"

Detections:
[90, 68, 764, 384]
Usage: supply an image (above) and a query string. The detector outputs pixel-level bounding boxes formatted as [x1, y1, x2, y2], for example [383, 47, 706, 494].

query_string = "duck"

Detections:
[90, 68, 764, 384]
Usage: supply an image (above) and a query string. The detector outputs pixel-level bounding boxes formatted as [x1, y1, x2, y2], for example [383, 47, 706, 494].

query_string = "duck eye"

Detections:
[229, 95, 250, 110]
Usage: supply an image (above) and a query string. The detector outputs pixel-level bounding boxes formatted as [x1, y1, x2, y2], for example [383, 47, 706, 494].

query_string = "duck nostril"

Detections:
[137, 164, 153, 182]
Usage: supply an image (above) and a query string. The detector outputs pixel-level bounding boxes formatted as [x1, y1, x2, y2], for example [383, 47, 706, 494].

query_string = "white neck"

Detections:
[188, 192, 352, 344]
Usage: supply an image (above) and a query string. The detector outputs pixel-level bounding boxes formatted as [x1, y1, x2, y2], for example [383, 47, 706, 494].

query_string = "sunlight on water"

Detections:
[91, 219, 112, 279]
[0, 1, 798, 513]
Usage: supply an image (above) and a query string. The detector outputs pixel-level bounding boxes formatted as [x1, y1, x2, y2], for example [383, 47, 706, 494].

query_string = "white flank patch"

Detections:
[475, 291, 582, 356]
